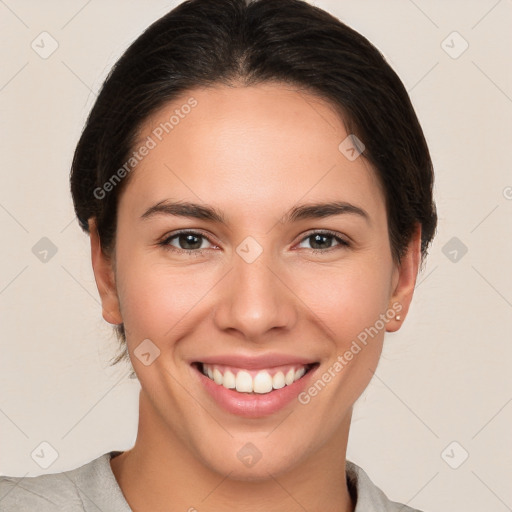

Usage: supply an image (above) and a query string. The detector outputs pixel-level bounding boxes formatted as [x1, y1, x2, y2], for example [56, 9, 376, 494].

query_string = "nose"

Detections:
[213, 247, 298, 342]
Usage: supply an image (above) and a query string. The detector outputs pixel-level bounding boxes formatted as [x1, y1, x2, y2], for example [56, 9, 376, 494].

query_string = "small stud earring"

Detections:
[396, 315, 401, 321]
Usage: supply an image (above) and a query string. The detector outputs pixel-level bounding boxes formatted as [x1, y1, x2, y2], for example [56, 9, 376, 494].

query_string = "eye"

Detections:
[158, 229, 350, 256]
[296, 230, 350, 253]
[158, 230, 216, 256]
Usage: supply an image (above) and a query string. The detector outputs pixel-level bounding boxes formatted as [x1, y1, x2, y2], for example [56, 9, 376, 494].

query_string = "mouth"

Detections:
[190, 358, 319, 418]
[192, 362, 318, 395]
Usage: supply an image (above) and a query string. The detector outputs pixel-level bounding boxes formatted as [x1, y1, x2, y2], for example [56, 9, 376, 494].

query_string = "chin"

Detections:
[193, 434, 309, 481]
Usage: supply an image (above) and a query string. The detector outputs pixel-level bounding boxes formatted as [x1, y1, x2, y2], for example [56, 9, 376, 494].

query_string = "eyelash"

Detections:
[157, 229, 350, 256]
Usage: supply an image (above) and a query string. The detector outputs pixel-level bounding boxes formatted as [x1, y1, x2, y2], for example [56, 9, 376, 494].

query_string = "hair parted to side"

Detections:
[70, 0, 437, 369]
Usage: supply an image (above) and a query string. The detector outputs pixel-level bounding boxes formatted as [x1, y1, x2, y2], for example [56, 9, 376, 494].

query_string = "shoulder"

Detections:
[346, 460, 426, 512]
[0, 466, 84, 511]
[0, 451, 129, 512]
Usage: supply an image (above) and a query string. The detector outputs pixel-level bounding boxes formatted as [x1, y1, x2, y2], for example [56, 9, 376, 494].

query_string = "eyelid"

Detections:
[158, 228, 350, 254]
[294, 229, 350, 250]
[159, 229, 218, 248]
[298, 228, 349, 243]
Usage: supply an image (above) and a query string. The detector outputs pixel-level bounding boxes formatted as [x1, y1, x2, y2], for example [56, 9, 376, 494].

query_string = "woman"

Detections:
[0, 0, 436, 510]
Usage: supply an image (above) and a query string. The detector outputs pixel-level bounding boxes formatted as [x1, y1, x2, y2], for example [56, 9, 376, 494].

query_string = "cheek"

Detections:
[115, 237, 394, 353]
[291, 259, 393, 342]
[115, 254, 217, 342]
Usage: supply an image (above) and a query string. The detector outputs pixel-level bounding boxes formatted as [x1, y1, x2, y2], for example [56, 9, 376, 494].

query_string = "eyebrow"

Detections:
[140, 200, 370, 225]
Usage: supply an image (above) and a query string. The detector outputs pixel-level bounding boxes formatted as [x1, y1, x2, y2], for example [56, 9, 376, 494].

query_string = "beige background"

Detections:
[1, 1, 511, 510]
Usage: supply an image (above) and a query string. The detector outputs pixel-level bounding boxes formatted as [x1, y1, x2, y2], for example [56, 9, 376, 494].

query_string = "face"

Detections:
[91, 82, 420, 479]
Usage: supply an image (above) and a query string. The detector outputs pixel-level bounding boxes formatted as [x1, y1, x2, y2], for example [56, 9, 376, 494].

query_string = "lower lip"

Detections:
[193, 364, 318, 418]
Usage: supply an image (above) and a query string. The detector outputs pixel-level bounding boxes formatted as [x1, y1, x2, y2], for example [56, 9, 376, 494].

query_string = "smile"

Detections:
[191, 359, 319, 418]
[198, 362, 315, 394]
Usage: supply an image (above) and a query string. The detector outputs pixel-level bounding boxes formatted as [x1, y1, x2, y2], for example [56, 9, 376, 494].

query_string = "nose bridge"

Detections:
[213, 241, 296, 339]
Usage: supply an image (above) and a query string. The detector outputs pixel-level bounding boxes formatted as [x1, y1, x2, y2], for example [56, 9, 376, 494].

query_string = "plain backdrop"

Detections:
[1, 1, 511, 511]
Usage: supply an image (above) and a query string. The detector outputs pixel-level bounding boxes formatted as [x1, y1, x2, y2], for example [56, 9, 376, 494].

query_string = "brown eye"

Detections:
[297, 231, 349, 253]
[159, 230, 215, 255]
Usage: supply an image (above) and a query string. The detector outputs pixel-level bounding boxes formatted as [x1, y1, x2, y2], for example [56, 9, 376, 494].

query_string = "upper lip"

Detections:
[192, 353, 318, 370]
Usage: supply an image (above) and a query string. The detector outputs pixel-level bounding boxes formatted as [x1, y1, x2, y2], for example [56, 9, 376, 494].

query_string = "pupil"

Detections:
[181, 234, 201, 250]
[311, 234, 330, 250]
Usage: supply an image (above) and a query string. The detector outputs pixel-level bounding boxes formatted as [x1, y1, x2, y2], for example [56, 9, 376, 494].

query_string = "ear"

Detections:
[386, 223, 422, 332]
[89, 219, 123, 325]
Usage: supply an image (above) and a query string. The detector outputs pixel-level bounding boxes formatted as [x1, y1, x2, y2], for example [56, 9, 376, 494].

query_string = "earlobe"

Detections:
[89, 219, 123, 325]
[386, 224, 422, 333]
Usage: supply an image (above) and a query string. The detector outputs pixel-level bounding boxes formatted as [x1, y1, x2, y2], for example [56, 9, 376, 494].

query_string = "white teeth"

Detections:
[285, 368, 295, 386]
[222, 370, 236, 389]
[295, 367, 306, 380]
[235, 370, 253, 393]
[201, 364, 310, 394]
[213, 368, 223, 385]
[253, 371, 273, 394]
[272, 371, 285, 389]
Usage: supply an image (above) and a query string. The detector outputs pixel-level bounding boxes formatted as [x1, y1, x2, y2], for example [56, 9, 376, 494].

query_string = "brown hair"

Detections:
[70, 0, 437, 366]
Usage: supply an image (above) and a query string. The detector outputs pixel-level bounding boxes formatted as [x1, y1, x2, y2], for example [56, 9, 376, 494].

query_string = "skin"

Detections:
[90, 82, 421, 512]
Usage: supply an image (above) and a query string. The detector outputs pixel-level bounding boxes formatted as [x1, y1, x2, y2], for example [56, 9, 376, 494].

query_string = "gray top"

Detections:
[0, 452, 424, 511]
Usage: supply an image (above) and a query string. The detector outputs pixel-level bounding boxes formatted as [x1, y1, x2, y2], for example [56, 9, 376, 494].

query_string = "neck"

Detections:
[111, 391, 355, 512]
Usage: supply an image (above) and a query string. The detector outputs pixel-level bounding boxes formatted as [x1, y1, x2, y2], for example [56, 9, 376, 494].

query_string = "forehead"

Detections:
[122, 83, 386, 224]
